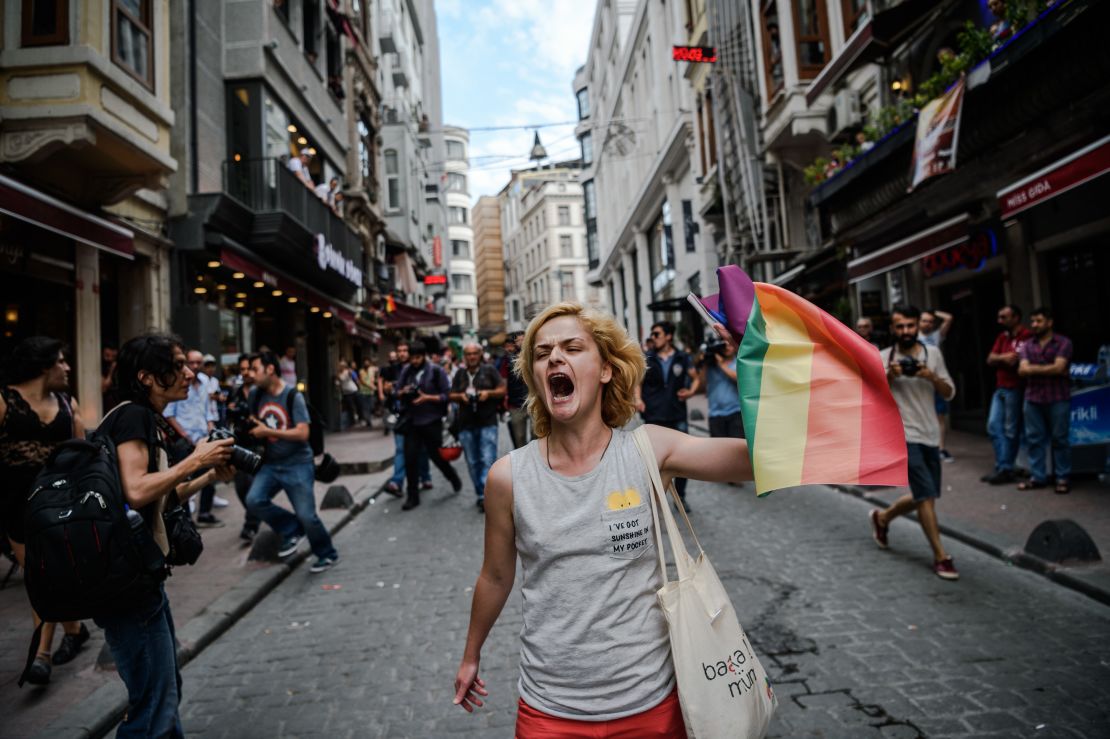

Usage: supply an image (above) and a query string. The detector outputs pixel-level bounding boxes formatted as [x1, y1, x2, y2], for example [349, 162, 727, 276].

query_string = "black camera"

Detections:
[208, 428, 263, 474]
[898, 357, 921, 377]
[703, 340, 729, 357]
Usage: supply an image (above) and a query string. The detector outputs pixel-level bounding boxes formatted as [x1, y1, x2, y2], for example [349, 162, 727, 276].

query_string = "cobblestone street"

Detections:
[173, 439, 1110, 739]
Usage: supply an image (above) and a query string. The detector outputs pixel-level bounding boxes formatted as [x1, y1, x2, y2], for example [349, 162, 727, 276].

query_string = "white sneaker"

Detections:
[213, 495, 230, 508]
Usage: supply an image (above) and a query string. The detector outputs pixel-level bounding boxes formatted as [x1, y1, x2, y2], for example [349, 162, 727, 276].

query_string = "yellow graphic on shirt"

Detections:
[606, 488, 642, 510]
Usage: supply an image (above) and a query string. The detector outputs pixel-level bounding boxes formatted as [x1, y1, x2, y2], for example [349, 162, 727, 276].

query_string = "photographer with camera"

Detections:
[225, 354, 263, 542]
[96, 332, 235, 737]
[396, 341, 463, 511]
[244, 352, 339, 573]
[163, 350, 223, 528]
[697, 328, 745, 469]
[869, 305, 960, 581]
[449, 341, 506, 513]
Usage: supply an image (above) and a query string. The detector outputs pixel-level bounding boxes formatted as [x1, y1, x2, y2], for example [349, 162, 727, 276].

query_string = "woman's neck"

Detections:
[545, 415, 613, 475]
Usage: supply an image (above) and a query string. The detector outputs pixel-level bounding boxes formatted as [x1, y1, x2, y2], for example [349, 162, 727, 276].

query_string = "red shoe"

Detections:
[933, 557, 959, 580]
[869, 509, 889, 549]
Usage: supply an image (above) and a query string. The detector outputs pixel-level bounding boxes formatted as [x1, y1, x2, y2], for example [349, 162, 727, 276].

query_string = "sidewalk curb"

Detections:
[33, 457, 393, 739]
[834, 484, 1110, 609]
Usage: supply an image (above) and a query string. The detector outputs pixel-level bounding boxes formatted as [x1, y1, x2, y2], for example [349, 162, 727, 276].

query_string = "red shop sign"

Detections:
[922, 230, 997, 278]
[998, 135, 1110, 219]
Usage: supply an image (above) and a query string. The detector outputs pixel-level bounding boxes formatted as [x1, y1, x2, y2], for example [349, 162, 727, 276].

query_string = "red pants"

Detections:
[515, 689, 686, 738]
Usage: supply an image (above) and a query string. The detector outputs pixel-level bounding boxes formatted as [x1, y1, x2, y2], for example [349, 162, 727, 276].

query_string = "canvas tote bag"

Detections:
[632, 427, 777, 739]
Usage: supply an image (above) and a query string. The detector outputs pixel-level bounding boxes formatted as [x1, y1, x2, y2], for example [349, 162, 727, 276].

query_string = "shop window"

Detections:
[558, 205, 571, 226]
[447, 140, 466, 160]
[451, 239, 470, 259]
[841, 0, 867, 36]
[760, 0, 784, 98]
[21, 0, 69, 47]
[560, 234, 574, 258]
[112, 0, 153, 89]
[792, 0, 831, 78]
[447, 173, 467, 193]
[384, 149, 399, 211]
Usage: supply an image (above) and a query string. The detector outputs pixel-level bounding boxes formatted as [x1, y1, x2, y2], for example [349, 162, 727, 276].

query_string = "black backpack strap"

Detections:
[285, 387, 298, 423]
[17, 622, 44, 688]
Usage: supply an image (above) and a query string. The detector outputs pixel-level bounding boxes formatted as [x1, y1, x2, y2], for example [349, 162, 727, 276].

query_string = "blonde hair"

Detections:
[515, 302, 645, 438]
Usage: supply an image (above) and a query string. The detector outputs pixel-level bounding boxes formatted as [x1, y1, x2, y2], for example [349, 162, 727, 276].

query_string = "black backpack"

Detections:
[19, 426, 167, 685]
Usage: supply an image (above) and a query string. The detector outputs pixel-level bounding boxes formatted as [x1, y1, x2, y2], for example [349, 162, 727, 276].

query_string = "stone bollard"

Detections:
[321, 485, 354, 510]
[248, 528, 282, 562]
[1024, 519, 1101, 563]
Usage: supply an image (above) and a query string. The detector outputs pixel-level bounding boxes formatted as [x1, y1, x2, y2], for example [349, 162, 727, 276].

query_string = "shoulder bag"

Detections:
[631, 427, 777, 739]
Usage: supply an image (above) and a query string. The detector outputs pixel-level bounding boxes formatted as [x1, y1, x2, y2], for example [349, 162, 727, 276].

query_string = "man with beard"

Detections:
[869, 305, 960, 580]
[380, 344, 430, 494]
[396, 341, 462, 510]
[226, 354, 262, 542]
[982, 305, 1033, 485]
[449, 341, 505, 512]
[1017, 307, 1073, 495]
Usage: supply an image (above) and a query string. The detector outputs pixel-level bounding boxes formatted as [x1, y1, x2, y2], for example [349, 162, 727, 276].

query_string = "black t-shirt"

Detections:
[451, 364, 504, 428]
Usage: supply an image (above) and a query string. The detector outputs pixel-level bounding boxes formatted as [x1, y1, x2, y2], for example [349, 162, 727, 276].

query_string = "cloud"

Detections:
[439, 0, 596, 199]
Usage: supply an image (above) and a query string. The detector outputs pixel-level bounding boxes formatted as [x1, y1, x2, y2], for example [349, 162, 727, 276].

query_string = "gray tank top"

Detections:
[510, 428, 674, 720]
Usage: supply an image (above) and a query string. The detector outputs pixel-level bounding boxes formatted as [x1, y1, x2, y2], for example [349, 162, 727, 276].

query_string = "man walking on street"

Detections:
[1017, 307, 1073, 495]
[450, 341, 506, 513]
[497, 331, 530, 449]
[164, 350, 223, 527]
[869, 305, 960, 580]
[245, 352, 339, 572]
[983, 305, 1033, 484]
[380, 343, 430, 494]
[357, 358, 378, 429]
[635, 320, 699, 510]
[396, 341, 463, 510]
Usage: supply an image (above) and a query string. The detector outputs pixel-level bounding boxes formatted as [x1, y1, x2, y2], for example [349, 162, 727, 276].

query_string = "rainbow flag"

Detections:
[700, 266, 907, 496]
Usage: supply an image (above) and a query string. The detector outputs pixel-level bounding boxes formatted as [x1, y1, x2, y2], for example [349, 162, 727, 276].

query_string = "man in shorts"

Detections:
[869, 305, 960, 580]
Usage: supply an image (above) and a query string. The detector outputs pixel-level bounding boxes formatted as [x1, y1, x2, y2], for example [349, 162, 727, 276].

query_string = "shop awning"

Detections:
[997, 134, 1110, 219]
[806, 0, 938, 106]
[0, 174, 134, 258]
[218, 247, 360, 323]
[647, 297, 695, 313]
[383, 301, 450, 329]
[847, 214, 969, 284]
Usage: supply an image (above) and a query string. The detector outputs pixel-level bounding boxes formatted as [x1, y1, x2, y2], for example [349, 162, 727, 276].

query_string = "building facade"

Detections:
[0, 0, 177, 422]
[471, 195, 505, 336]
[443, 126, 477, 332]
[500, 164, 597, 333]
[575, 0, 717, 350]
[167, 0, 380, 428]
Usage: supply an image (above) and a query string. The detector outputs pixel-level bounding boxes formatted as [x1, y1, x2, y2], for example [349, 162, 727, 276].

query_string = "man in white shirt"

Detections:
[868, 305, 960, 581]
[280, 346, 298, 387]
[286, 151, 314, 188]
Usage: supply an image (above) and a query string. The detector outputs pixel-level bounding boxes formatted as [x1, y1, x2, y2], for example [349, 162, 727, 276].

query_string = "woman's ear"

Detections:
[600, 362, 613, 384]
[137, 371, 153, 388]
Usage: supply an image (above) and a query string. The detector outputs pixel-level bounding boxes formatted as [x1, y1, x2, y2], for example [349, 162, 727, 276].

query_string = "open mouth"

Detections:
[548, 372, 575, 402]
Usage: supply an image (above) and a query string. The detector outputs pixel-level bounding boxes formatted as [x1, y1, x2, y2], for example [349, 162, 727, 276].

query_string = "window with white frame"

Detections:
[451, 273, 474, 293]
[451, 239, 471, 259]
[384, 149, 400, 210]
[113, 0, 153, 88]
[449, 206, 468, 225]
[558, 205, 571, 226]
[560, 234, 573, 258]
[446, 140, 466, 160]
[447, 172, 467, 193]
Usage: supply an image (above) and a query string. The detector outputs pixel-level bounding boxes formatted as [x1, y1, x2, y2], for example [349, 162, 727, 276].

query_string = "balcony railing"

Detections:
[223, 157, 359, 256]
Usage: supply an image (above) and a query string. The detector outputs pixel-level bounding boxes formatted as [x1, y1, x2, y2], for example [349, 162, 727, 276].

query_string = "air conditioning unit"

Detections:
[826, 89, 862, 140]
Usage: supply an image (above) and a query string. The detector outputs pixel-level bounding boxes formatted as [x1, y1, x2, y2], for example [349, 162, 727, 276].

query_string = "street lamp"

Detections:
[529, 131, 548, 167]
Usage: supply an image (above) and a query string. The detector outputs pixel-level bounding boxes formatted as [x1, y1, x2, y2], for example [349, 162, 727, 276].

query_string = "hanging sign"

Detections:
[673, 46, 717, 63]
[908, 76, 966, 191]
[314, 234, 362, 286]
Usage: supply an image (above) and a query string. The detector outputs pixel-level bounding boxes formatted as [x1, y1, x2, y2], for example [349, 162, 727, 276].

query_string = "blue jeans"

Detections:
[246, 459, 338, 559]
[459, 424, 499, 500]
[987, 387, 1023, 472]
[94, 587, 183, 739]
[1024, 400, 1071, 482]
[390, 431, 430, 486]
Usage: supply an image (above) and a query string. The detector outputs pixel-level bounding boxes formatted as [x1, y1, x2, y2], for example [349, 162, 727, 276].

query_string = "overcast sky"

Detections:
[437, 0, 596, 201]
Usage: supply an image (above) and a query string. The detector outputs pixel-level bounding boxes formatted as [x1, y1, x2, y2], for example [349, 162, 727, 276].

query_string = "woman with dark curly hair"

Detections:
[0, 336, 89, 686]
[97, 332, 235, 737]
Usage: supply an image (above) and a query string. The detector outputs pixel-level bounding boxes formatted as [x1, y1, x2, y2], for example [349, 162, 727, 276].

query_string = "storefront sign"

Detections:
[908, 76, 965, 191]
[997, 134, 1110, 219]
[0, 243, 25, 266]
[433, 236, 442, 267]
[1071, 384, 1110, 446]
[424, 274, 447, 285]
[314, 234, 362, 286]
[672, 46, 717, 63]
[262, 270, 278, 287]
[848, 214, 968, 284]
[921, 230, 997, 278]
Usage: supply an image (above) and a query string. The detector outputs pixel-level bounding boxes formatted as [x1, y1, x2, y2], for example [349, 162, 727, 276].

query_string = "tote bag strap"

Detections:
[633, 426, 701, 584]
